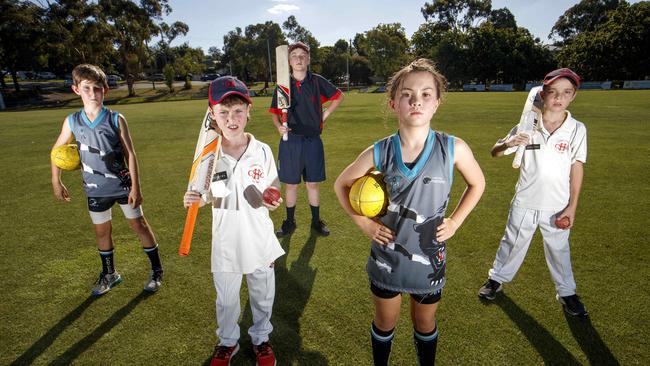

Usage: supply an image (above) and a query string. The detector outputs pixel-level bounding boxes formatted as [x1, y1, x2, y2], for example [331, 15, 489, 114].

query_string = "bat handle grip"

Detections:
[281, 110, 288, 141]
[512, 146, 525, 169]
[179, 203, 199, 256]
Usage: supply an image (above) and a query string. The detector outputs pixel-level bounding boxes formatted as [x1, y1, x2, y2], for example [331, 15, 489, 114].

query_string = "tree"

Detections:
[99, 0, 172, 96]
[355, 23, 410, 79]
[41, 0, 115, 74]
[556, 1, 650, 80]
[421, 0, 492, 33]
[170, 44, 204, 89]
[550, 0, 621, 41]
[0, 0, 46, 92]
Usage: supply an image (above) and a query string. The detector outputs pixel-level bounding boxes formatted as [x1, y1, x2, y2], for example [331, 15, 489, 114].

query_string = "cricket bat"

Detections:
[179, 108, 221, 256]
[512, 86, 543, 169]
[275, 45, 291, 141]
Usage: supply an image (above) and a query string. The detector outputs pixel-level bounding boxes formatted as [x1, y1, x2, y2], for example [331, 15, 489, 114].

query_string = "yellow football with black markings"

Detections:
[349, 171, 388, 218]
[51, 143, 81, 171]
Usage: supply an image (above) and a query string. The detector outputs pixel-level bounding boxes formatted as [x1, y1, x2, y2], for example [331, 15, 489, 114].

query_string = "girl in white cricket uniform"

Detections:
[184, 76, 284, 366]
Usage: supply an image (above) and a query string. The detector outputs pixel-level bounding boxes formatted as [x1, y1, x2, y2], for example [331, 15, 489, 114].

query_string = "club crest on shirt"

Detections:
[247, 164, 265, 183]
[554, 140, 569, 153]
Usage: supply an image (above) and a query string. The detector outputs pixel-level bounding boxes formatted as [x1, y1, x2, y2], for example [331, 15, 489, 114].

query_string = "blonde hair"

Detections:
[72, 64, 108, 89]
[386, 58, 447, 102]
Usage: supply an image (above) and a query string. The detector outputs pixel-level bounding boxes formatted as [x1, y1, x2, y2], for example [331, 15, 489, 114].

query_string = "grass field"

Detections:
[1, 90, 649, 365]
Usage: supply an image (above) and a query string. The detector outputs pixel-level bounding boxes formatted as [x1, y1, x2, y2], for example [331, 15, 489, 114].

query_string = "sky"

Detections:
[160, 0, 638, 51]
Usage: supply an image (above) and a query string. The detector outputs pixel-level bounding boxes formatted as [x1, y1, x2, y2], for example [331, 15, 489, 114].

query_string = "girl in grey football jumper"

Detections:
[334, 59, 485, 365]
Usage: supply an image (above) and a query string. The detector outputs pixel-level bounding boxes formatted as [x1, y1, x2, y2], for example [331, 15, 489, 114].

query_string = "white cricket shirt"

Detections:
[206, 134, 285, 274]
[504, 111, 587, 210]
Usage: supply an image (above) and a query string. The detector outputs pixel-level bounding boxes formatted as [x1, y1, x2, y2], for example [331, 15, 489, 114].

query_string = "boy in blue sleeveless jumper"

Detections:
[334, 59, 485, 365]
[51, 64, 163, 296]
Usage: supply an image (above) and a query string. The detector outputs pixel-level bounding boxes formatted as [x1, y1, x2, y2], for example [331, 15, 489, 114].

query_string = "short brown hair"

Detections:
[219, 94, 250, 107]
[386, 58, 447, 102]
[72, 64, 108, 89]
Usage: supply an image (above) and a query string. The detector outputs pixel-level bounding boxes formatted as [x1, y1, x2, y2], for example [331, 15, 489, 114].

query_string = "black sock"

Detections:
[144, 244, 163, 272]
[99, 249, 115, 274]
[286, 206, 296, 222]
[371, 322, 394, 366]
[310, 205, 320, 223]
[413, 326, 438, 366]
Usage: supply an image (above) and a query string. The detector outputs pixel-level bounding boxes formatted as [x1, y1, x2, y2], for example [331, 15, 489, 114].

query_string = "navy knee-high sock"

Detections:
[413, 326, 438, 366]
[371, 322, 394, 366]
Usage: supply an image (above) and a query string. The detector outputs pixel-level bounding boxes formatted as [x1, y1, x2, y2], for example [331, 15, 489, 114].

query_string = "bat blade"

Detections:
[179, 108, 222, 256]
[275, 45, 290, 141]
[512, 86, 543, 169]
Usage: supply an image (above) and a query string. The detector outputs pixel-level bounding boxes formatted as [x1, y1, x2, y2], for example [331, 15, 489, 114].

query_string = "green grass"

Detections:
[1, 90, 649, 365]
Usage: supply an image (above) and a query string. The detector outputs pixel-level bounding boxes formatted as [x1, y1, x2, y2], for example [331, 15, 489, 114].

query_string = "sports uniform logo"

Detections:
[247, 164, 264, 183]
[555, 140, 569, 153]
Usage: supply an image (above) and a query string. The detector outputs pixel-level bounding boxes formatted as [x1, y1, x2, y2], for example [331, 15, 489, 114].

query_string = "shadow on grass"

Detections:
[202, 233, 327, 365]
[48, 291, 153, 365]
[492, 294, 581, 365]
[563, 313, 619, 365]
[10, 296, 98, 365]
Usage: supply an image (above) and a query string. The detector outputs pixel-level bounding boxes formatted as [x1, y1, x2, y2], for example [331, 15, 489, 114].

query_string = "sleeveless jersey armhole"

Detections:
[448, 135, 455, 185]
[67, 113, 75, 131]
[373, 141, 382, 172]
[112, 112, 120, 130]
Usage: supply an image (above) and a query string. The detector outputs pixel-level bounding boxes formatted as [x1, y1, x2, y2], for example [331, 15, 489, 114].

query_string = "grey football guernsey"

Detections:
[69, 107, 130, 197]
[368, 129, 454, 295]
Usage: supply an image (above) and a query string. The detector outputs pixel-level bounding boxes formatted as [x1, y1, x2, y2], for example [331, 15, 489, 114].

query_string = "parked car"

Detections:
[201, 73, 220, 81]
[37, 71, 57, 80]
[107, 74, 122, 81]
[148, 73, 164, 81]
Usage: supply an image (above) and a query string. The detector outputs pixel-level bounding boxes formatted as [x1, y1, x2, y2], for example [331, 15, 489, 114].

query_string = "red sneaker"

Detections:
[253, 341, 277, 366]
[210, 343, 239, 366]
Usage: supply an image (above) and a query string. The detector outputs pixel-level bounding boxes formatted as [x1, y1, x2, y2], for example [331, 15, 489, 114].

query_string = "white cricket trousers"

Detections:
[212, 265, 275, 347]
[488, 205, 577, 297]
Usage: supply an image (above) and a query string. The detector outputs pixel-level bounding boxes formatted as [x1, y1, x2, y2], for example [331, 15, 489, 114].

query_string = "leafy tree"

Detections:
[355, 23, 410, 79]
[421, 0, 492, 32]
[163, 63, 174, 91]
[171, 43, 204, 89]
[556, 1, 650, 80]
[99, 0, 172, 96]
[550, 0, 621, 41]
[349, 54, 372, 85]
[0, 0, 46, 91]
[40, 0, 115, 74]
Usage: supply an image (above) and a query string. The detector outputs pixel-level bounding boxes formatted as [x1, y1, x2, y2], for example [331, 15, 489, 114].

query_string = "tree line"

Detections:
[1, 0, 648, 95]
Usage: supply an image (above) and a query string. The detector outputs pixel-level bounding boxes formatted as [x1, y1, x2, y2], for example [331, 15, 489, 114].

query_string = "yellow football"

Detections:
[51, 143, 81, 171]
[349, 171, 388, 218]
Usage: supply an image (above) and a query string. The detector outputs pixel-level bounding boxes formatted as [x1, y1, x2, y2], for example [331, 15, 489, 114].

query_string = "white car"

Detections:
[38, 71, 57, 80]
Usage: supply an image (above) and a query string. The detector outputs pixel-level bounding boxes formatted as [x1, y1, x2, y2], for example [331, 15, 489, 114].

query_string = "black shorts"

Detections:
[370, 283, 442, 305]
[87, 195, 129, 212]
[278, 134, 325, 184]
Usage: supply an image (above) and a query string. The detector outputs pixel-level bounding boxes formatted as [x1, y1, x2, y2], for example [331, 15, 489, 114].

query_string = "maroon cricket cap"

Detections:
[543, 68, 581, 88]
[208, 76, 252, 106]
[288, 41, 310, 54]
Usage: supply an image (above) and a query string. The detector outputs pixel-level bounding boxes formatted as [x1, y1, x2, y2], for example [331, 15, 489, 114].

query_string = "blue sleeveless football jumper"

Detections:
[368, 129, 455, 295]
[68, 107, 130, 197]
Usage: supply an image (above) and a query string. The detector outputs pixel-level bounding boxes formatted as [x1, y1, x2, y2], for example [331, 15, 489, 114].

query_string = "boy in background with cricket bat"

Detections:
[50, 64, 163, 296]
[269, 41, 344, 237]
[478, 68, 589, 317]
[183, 76, 285, 366]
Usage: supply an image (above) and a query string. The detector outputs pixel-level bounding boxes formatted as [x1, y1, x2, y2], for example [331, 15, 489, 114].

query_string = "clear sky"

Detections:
[160, 0, 638, 51]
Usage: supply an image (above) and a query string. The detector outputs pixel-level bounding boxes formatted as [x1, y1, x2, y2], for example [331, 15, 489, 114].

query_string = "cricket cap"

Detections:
[288, 41, 310, 54]
[543, 68, 581, 88]
[208, 76, 252, 106]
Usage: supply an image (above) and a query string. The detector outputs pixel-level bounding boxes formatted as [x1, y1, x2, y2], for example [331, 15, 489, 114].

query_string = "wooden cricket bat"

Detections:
[179, 108, 221, 256]
[275, 45, 291, 141]
[512, 86, 543, 169]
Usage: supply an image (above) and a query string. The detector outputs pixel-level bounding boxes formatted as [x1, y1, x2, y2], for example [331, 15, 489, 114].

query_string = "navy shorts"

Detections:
[88, 195, 129, 212]
[278, 134, 326, 184]
[370, 282, 442, 305]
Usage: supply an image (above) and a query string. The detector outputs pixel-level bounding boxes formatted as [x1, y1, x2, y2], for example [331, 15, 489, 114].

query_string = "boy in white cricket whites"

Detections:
[334, 59, 485, 365]
[50, 64, 163, 296]
[478, 68, 589, 317]
[183, 76, 285, 366]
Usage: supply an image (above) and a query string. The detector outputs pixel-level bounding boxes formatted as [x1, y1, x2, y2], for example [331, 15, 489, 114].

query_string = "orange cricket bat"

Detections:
[179, 108, 221, 256]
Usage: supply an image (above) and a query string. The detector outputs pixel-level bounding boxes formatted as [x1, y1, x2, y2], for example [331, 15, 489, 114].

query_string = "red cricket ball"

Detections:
[262, 186, 281, 204]
[555, 216, 570, 229]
